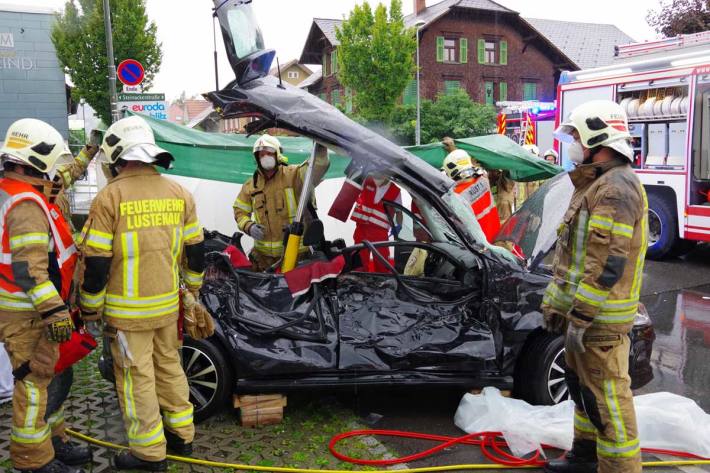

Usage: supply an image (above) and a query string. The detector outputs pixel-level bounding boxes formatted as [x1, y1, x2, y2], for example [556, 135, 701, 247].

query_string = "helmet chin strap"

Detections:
[582, 145, 602, 165]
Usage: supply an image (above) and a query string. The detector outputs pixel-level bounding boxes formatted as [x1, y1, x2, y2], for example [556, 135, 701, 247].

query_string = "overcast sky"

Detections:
[29, 0, 661, 101]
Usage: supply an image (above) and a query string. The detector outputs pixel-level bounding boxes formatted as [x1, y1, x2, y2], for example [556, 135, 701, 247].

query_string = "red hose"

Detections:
[329, 429, 710, 467]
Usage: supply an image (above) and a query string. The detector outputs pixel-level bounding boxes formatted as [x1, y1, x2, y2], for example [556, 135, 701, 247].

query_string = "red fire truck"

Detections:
[556, 32, 710, 259]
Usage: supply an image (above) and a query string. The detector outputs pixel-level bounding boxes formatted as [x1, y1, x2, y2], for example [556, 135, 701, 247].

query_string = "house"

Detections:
[299, 0, 634, 107]
[269, 59, 314, 86]
[167, 99, 213, 126]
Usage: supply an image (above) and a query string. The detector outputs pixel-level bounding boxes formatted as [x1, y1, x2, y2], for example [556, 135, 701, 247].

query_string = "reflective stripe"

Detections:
[183, 222, 202, 241]
[11, 425, 50, 444]
[27, 281, 60, 306]
[475, 200, 497, 220]
[25, 381, 39, 429]
[121, 232, 139, 298]
[9, 232, 49, 250]
[597, 437, 640, 458]
[284, 188, 297, 223]
[543, 282, 573, 312]
[11, 380, 50, 444]
[351, 211, 389, 230]
[164, 406, 194, 428]
[106, 291, 179, 309]
[47, 408, 65, 428]
[104, 300, 180, 319]
[568, 210, 589, 285]
[233, 198, 252, 212]
[80, 287, 106, 310]
[76, 150, 90, 166]
[129, 420, 165, 447]
[122, 365, 139, 446]
[595, 310, 637, 324]
[574, 412, 597, 434]
[86, 229, 113, 251]
[254, 240, 284, 257]
[589, 214, 613, 231]
[171, 227, 182, 291]
[237, 216, 251, 230]
[183, 269, 203, 287]
[574, 282, 610, 308]
[603, 379, 628, 443]
[0, 296, 34, 310]
[631, 189, 648, 299]
[612, 222, 633, 239]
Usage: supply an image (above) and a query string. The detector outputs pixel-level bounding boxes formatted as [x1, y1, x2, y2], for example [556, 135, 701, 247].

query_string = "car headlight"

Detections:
[633, 302, 651, 326]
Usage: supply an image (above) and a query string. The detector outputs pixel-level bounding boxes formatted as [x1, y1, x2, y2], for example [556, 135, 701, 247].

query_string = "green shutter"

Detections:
[485, 81, 494, 105]
[460, 38, 468, 64]
[332, 89, 341, 106]
[436, 36, 444, 63]
[499, 82, 507, 102]
[322, 53, 328, 76]
[477, 38, 486, 64]
[331, 49, 338, 75]
[444, 80, 461, 96]
[345, 87, 353, 113]
[500, 40, 508, 65]
[403, 79, 417, 105]
[523, 82, 537, 101]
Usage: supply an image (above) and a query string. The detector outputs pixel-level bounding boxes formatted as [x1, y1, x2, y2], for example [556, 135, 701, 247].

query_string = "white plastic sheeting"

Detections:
[454, 387, 710, 458]
[0, 343, 13, 402]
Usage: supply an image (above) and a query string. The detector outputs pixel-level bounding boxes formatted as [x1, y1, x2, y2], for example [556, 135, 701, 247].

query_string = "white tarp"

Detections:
[454, 387, 710, 458]
[0, 343, 13, 402]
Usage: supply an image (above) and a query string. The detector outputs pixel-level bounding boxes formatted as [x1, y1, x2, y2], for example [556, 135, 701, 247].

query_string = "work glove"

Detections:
[44, 310, 74, 343]
[389, 224, 402, 238]
[564, 322, 587, 354]
[84, 144, 99, 159]
[79, 310, 103, 339]
[182, 290, 215, 340]
[542, 311, 565, 334]
[249, 224, 266, 241]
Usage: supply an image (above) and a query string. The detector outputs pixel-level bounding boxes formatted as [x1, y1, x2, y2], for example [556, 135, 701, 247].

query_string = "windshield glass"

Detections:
[215, 1, 265, 62]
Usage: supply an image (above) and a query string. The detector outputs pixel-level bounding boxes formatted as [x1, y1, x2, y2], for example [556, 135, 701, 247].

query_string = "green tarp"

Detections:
[133, 112, 562, 185]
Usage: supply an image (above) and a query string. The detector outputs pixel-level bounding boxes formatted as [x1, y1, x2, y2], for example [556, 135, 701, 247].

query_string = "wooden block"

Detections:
[239, 407, 284, 427]
[234, 394, 287, 427]
[233, 393, 287, 409]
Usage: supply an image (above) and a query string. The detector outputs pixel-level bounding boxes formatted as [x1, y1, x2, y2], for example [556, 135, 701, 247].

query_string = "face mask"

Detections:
[568, 141, 586, 165]
[260, 156, 276, 171]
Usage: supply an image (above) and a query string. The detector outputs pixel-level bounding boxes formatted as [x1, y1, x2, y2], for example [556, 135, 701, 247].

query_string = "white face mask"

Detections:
[260, 156, 276, 171]
[568, 141, 586, 165]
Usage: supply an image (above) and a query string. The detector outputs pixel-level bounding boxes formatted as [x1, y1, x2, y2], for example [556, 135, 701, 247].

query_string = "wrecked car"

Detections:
[173, 1, 656, 421]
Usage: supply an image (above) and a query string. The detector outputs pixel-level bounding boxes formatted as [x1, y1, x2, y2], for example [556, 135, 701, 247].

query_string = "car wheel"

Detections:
[180, 337, 233, 423]
[647, 192, 678, 260]
[514, 331, 569, 405]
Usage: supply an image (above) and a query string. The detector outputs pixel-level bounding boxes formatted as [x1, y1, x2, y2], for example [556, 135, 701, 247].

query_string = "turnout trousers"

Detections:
[565, 328, 642, 473]
[111, 323, 195, 462]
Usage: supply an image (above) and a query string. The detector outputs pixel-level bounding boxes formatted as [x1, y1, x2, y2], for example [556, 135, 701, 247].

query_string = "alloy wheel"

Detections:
[547, 348, 570, 404]
[179, 345, 219, 413]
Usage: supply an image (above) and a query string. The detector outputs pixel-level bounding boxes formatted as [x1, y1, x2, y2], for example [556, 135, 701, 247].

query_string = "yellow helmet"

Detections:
[442, 149, 474, 181]
[0, 118, 72, 174]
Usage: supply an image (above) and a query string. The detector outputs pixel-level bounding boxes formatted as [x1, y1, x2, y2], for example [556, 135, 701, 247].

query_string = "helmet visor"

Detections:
[553, 122, 577, 144]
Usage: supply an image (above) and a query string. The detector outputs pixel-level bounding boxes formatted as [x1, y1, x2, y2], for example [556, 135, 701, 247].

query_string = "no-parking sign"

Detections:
[117, 59, 145, 87]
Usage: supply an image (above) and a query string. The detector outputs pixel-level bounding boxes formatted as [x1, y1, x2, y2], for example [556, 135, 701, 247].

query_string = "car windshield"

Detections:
[494, 173, 574, 268]
[214, 1, 265, 61]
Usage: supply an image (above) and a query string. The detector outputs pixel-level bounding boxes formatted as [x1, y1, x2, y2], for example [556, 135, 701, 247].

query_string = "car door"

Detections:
[335, 200, 498, 374]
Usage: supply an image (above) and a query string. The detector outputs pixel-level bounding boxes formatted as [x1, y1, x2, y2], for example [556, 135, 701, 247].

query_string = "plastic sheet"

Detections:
[454, 387, 710, 458]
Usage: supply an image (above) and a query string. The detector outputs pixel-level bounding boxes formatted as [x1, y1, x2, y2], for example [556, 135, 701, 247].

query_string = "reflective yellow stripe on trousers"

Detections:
[11, 381, 50, 444]
[164, 406, 194, 429]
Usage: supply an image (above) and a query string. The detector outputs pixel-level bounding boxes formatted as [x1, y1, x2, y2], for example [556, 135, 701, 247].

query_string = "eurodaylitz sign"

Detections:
[0, 33, 36, 71]
[118, 93, 168, 121]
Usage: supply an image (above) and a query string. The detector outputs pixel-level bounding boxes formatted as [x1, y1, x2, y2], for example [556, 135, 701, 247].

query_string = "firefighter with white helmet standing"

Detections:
[543, 148, 559, 164]
[78, 115, 214, 471]
[233, 134, 330, 271]
[0, 119, 90, 473]
[542, 100, 647, 473]
[442, 149, 500, 242]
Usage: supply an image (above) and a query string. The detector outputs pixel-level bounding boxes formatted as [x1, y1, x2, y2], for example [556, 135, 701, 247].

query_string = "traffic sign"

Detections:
[117, 59, 145, 87]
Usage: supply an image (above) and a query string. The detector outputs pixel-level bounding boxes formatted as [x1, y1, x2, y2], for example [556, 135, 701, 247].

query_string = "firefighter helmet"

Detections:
[543, 148, 559, 161]
[523, 144, 540, 157]
[99, 115, 174, 169]
[554, 100, 633, 161]
[253, 134, 286, 164]
[443, 149, 476, 181]
[0, 118, 73, 174]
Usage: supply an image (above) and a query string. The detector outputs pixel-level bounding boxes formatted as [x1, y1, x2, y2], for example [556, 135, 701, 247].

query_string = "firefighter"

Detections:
[541, 100, 646, 473]
[78, 115, 213, 471]
[0, 118, 89, 473]
[543, 148, 559, 164]
[442, 150, 500, 242]
[53, 142, 99, 229]
[233, 134, 330, 272]
[351, 174, 402, 272]
[489, 169, 516, 224]
[520, 144, 542, 205]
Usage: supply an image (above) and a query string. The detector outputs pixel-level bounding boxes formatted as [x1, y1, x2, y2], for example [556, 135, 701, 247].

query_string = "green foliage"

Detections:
[647, 0, 710, 36]
[336, 0, 416, 122]
[52, 0, 162, 125]
[389, 89, 497, 145]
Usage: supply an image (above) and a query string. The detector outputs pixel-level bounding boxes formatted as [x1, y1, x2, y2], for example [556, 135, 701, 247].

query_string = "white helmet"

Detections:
[523, 144, 540, 157]
[543, 148, 559, 160]
[554, 100, 633, 161]
[100, 115, 173, 169]
[0, 118, 72, 174]
[443, 149, 476, 181]
[253, 134, 286, 164]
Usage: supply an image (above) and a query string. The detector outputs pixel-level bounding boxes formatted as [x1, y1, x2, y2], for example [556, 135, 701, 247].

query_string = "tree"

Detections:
[52, 0, 162, 125]
[389, 89, 498, 145]
[647, 0, 710, 37]
[336, 0, 416, 122]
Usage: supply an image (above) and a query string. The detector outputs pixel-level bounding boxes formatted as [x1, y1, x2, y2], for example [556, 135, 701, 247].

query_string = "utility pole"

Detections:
[103, 0, 120, 123]
[415, 20, 425, 146]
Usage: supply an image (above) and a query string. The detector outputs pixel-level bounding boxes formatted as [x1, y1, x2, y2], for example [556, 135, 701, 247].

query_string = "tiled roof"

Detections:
[525, 18, 635, 69]
[184, 100, 212, 121]
[314, 18, 343, 46]
[403, 0, 515, 27]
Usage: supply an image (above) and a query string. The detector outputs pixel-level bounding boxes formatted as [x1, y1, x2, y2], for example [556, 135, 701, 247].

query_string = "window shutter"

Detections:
[322, 53, 328, 76]
[499, 82, 507, 102]
[499, 40, 508, 65]
[460, 38, 468, 63]
[403, 79, 417, 105]
[332, 89, 341, 106]
[477, 39, 486, 64]
[436, 36, 445, 63]
[345, 87, 353, 113]
[331, 49, 338, 74]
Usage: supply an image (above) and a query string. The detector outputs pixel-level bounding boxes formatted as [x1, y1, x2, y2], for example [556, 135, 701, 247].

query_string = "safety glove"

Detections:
[564, 322, 587, 354]
[45, 310, 74, 343]
[181, 290, 215, 340]
[79, 309, 103, 338]
[249, 224, 266, 241]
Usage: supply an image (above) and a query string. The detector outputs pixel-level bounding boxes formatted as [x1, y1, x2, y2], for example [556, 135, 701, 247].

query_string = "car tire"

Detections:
[647, 192, 678, 260]
[514, 331, 569, 405]
[180, 337, 233, 423]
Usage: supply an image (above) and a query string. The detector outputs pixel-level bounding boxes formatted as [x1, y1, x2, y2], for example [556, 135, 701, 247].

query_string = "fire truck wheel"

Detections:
[647, 192, 677, 260]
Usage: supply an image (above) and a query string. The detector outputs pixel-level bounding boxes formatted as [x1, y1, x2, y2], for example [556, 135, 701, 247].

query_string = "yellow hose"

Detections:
[65, 429, 710, 472]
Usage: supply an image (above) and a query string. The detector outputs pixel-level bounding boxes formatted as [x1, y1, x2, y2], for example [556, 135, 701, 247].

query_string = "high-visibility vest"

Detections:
[0, 178, 77, 304]
[455, 176, 500, 242]
[351, 179, 401, 230]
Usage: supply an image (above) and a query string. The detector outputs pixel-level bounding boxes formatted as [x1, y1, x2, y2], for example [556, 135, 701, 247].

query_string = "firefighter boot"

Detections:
[16, 459, 85, 473]
[51, 437, 92, 466]
[544, 440, 597, 473]
[165, 429, 193, 456]
[112, 451, 167, 472]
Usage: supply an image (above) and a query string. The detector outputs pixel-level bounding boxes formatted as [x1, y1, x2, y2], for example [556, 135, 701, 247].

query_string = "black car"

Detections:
[164, 1, 656, 422]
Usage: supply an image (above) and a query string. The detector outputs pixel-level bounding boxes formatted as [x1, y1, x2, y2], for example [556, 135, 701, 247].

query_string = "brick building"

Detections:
[299, 0, 633, 108]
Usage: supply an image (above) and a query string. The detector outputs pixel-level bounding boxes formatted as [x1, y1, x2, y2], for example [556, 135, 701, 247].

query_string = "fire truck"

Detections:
[556, 32, 710, 259]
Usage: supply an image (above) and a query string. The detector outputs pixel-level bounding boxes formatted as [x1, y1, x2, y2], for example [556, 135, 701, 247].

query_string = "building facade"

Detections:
[0, 4, 68, 138]
[269, 59, 314, 87]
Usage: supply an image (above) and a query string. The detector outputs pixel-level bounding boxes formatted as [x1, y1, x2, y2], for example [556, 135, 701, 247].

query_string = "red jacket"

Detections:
[455, 176, 500, 242]
[351, 178, 401, 230]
